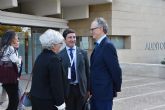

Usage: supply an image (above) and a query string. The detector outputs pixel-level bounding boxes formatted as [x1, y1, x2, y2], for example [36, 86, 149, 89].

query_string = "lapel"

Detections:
[90, 37, 108, 66]
[76, 47, 81, 69]
[61, 48, 70, 66]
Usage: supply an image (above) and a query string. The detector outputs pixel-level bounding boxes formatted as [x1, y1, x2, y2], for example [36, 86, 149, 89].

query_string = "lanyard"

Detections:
[68, 50, 76, 67]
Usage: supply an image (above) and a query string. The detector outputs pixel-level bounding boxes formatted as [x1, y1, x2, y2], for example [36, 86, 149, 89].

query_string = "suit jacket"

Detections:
[30, 49, 68, 106]
[90, 37, 122, 100]
[59, 47, 90, 97]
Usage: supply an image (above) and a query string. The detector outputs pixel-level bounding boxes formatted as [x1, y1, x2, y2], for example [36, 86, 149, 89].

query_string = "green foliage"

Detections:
[0, 25, 22, 37]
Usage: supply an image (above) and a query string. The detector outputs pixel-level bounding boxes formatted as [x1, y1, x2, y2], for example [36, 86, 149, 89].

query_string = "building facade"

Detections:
[0, 0, 165, 73]
[67, 0, 165, 64]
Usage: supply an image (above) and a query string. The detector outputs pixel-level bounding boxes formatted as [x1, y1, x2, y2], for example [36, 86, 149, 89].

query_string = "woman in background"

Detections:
[0, 30, 22, 110]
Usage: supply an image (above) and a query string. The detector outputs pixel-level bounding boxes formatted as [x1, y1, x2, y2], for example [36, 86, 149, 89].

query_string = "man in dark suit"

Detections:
[90, 17, 122, 110]
[59, 29, 90, 110]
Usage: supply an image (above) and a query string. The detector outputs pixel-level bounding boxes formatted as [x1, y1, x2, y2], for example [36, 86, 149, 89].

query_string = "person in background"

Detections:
[0, 31, 24, 110]
[30, 29, 68, 110]
[90, 17, 122, 110]
[0, 30, 22, 110]
[59, 29, 90, 110]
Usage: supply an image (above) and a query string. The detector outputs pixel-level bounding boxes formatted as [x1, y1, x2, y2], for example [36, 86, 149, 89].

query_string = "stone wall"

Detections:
[68, 3, 112, 36]
[112, 0, 165, 63]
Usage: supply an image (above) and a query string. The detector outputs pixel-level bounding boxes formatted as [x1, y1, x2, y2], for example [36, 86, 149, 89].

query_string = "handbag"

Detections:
[0, 61, 18, 84]
[20, 74, 32, 107]
[0, 48, 18, 84]
[21, 92, 31, 107]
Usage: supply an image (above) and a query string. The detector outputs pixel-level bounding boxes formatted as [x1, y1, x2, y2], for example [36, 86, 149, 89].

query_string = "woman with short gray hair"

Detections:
[39, 29, 65, 51]
[30, 29, 68, 110]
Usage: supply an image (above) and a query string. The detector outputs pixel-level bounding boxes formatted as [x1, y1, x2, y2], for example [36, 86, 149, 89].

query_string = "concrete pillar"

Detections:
[21, 0, 61, 16]
[63, 5, 89, 20]
[0, 0, 18, 9]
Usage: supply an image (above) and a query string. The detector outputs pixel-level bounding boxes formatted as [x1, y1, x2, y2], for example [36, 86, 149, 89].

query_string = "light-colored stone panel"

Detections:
[63, 5, 89, 20]
[68, 3, 112, 36]
[112, 0, 165, 63]
[0, 10, 68, 28]
[0, 0, 17, 9]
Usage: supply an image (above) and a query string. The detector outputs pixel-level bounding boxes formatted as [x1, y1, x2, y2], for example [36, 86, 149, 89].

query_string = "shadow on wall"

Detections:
[161, 58, 165, 65]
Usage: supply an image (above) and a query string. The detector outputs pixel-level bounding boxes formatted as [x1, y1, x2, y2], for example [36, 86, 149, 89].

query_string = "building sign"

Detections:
[145, 42, 165, 50]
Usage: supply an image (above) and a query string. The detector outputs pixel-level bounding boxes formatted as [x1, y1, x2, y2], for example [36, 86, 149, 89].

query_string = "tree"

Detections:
[0, 25, 22, 37]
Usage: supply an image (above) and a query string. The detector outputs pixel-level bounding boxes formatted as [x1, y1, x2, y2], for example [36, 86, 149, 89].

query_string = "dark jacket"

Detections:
[59, 47, 90, 97]
[30, 49, 68, 106]
[90, 37, 122, 100]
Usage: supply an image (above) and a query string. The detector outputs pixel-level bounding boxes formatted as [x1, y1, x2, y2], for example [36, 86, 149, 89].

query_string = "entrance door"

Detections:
[27, 32, 42, 73]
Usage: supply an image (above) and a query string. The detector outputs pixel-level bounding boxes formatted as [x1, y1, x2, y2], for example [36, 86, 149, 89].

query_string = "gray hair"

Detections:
[94, 17, 108, 34]
[39, 29, 64, 49]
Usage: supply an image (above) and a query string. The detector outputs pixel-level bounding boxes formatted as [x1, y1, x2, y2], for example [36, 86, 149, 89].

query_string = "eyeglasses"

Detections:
[58, 42, 63, 45]
[67, 36, 76, 39]
[90, 27, 101, 31]
[54, 42, 63, 46]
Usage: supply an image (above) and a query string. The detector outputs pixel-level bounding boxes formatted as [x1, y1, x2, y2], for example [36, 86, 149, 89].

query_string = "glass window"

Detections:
[77, 36, 89, 50]
[33, 33, 42, 60]
[27, 33, 42, 73]
[17, 32, 26, 74]
[111, 36, 124, 49]
[109, 35, 131, 49]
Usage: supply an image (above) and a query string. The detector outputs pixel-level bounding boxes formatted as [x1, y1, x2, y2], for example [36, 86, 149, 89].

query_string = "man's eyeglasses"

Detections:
[90, 27, 101, 31]
[67, 36, 76, 39]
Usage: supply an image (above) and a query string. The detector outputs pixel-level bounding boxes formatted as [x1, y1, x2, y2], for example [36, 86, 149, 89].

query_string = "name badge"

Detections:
[68, 67, 71, 79]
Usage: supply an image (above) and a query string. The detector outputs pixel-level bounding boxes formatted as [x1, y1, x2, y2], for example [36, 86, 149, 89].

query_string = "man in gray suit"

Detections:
[59, 29, 90, 110]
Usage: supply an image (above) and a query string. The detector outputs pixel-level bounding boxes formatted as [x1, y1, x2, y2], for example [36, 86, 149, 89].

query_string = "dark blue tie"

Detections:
[94, 42, 99, 48]
[69, 48, 76, 82]
[93, 42, 99, 53]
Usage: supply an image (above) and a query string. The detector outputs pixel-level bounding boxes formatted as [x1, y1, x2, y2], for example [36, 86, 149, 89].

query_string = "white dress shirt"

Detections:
[66, 46, 78, 84]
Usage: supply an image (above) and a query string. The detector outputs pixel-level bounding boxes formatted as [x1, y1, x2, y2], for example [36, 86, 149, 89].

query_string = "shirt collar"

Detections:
[66, 45, 76, 51]
[96, 34, 106, 44]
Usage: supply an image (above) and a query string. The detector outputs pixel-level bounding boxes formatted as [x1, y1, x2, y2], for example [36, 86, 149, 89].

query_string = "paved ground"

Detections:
[113, 75, 165, 110]
[0, 75, 32, 110]
[0, 74, 165, 110]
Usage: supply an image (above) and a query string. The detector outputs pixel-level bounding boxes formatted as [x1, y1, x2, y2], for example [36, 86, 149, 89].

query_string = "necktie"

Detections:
[69, 48, 76, 82]
[94, 42, 99, 49]
[93, 42, 99, 53]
